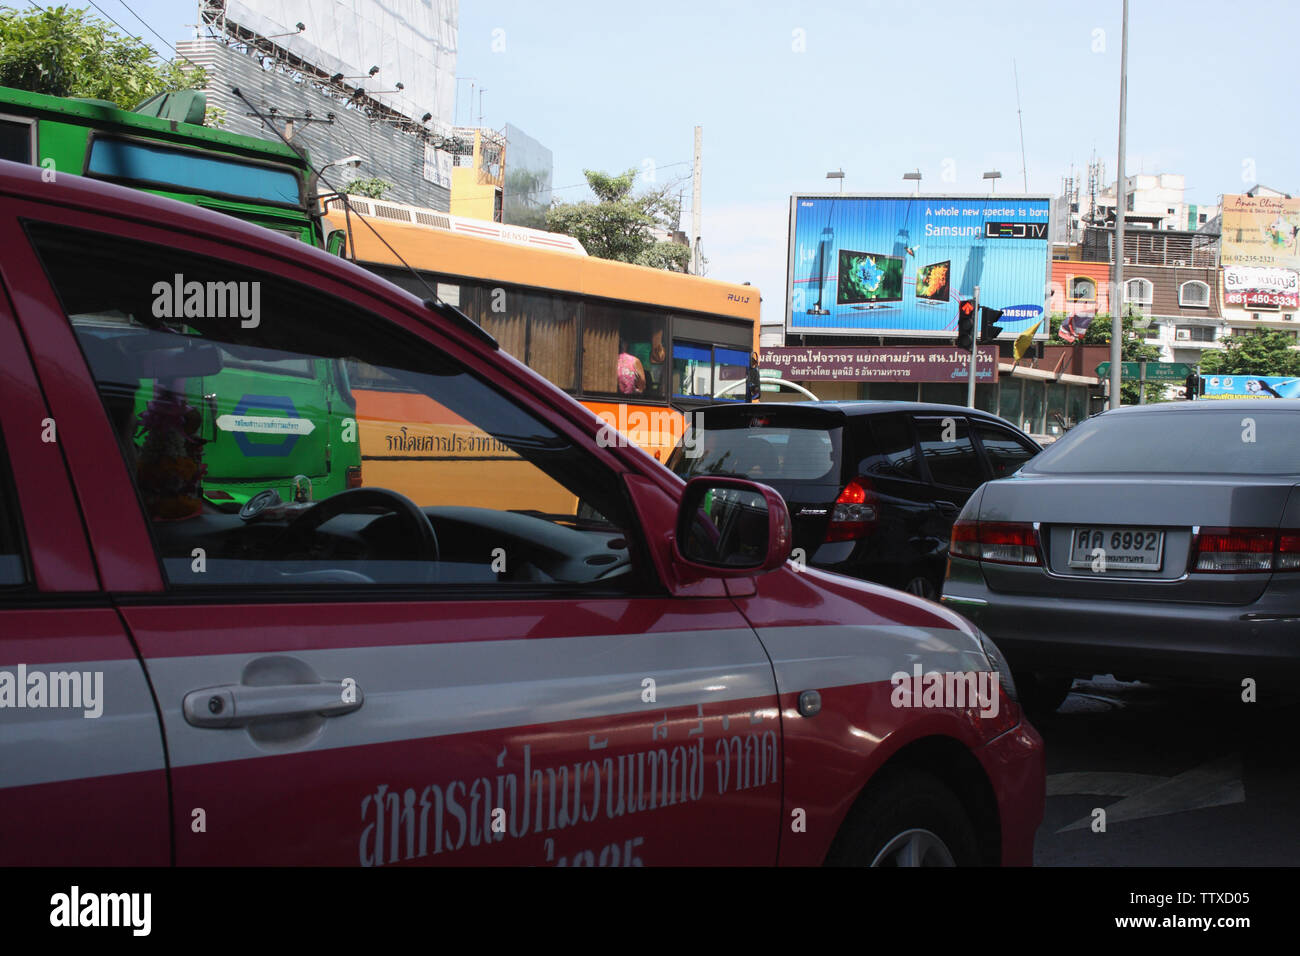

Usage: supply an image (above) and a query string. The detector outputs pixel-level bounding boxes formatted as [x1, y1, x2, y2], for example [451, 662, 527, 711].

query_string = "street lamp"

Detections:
[983, 170, 1002, 194]
[826, 168, 845, 193]
[903, 169, 922, 195]
[310, 154, 363, 201]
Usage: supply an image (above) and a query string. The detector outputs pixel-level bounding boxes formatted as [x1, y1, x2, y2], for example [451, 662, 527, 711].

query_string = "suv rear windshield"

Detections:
[672, 421, 842, 483]
[1029, 409, 1300, 475]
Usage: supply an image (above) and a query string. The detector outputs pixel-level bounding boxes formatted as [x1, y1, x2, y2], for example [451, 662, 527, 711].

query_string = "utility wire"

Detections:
[112, 0, 190, 65]
[83, 0, 204, 73]
[232, 87, 443, 304]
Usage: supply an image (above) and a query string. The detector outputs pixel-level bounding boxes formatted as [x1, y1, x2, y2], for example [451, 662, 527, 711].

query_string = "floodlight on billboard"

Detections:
[785, 193, 1052, 338]
[225, 0, 457, 132]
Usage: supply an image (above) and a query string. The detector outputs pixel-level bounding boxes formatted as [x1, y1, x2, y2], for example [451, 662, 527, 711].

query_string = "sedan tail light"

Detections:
[1191, 527, 1300, 573]
[950, 519, 1040, 566]
[824, 477, 878, 542]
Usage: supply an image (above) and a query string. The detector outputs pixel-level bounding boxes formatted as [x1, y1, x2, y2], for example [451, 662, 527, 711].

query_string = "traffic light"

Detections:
[956, 298, 976, 350]
[979, 307, 1004, 344]
[1184, 372, 1200, 400]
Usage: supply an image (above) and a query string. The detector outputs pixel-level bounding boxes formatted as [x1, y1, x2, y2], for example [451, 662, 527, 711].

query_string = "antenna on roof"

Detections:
[229, 86, 496, 349]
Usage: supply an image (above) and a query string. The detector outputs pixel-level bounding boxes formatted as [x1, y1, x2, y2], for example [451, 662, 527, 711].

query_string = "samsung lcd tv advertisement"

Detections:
[787, 194, 1052, 338]
[915, 259, 951, 303]
[836, 250, 904, 307]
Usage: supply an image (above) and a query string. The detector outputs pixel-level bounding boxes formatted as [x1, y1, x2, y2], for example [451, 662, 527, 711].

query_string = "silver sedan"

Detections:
[941, 400, 1300, 714]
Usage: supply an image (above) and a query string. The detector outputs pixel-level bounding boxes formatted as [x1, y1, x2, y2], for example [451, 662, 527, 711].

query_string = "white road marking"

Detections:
[1050, 755, 1245, 832]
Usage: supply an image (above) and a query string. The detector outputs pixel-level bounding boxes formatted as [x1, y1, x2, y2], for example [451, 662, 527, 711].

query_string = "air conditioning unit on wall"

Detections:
[1176, 329, 1190, 341]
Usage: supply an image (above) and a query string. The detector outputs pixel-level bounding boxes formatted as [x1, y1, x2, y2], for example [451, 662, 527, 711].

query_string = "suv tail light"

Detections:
[825, 477, 878, 542]
[1191, 527, 1300, 573]
[951, 519, 1040, 566]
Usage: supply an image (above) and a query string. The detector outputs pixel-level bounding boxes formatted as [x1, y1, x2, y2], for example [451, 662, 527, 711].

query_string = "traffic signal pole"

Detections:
[967, 285, 980, 407]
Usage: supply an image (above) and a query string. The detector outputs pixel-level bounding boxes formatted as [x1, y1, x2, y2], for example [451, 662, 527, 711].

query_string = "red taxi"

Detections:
[0, 161, 1042, 866]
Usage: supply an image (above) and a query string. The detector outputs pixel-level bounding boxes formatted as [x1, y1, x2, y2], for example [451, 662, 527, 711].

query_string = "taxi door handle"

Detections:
[183, 680, 363, 728]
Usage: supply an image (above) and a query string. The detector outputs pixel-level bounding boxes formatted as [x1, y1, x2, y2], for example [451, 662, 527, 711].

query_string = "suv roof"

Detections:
[696, 400, 1021, 423]
[1101, 398, 1300, 413]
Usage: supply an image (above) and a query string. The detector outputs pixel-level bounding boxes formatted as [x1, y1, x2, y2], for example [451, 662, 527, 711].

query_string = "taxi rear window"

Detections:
[0, 430, 29, 588]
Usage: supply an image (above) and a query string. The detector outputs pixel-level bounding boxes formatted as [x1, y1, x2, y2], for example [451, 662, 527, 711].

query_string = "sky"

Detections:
[62, 0, 1300, 325]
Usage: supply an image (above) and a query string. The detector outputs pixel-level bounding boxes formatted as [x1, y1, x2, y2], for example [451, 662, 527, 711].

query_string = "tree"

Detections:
[0, 5, 204, 109]
[1198, 329, 1300, 377]
[546, 168, 690, 271]
[343, 177, 394, 200]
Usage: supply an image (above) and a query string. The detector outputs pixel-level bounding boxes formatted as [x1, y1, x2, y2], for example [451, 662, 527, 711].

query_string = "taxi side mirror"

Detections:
[674, 476, 791, 574]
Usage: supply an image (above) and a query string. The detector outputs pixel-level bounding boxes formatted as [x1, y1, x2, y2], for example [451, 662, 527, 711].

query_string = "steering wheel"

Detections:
[269, 488, 440, 572]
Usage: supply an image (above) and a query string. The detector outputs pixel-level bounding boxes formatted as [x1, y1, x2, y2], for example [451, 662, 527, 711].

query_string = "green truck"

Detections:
[0, 85, 360, 506]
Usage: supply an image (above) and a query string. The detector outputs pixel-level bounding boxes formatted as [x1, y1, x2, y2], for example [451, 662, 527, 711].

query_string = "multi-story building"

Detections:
[186, 0, 460, 211]
[1055, 225, 1224, 369]
[1057, 169, 1219, 242]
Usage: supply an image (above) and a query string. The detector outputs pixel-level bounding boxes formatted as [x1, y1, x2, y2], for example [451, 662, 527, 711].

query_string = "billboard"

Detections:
[1221, 194, 1300, 271]
[502, 123, 553, 230]
[1202, 374, 1300, 399]
[760, 346, 998, 382]
[225, 1, 458, 133]
[1223, 266, 1300, 309]
[786, 194, 1051, 338]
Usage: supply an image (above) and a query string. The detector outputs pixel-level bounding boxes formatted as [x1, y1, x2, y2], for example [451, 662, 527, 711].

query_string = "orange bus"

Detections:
[324, 197, 760, 462]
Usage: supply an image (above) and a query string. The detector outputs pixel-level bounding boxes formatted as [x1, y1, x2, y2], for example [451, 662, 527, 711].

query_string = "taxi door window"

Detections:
[27, 222, 639, 592]
[0, 430, 29, 588]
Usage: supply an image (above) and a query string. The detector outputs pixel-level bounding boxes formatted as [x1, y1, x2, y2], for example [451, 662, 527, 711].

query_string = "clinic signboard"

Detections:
[1221, 194, 1300, 271]
[786, 193, 1051, 339]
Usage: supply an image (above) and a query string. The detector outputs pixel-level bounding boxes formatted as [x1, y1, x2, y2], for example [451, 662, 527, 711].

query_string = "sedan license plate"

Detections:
[1068, 527, 1164, 571]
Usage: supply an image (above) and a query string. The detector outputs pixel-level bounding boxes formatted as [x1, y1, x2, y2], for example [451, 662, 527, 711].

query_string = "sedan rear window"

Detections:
[1028, 409, 1300, 475]
[673, 423, 841, 483]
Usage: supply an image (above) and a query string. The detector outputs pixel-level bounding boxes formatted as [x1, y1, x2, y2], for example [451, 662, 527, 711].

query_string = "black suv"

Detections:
[667, 402, 1041, 598]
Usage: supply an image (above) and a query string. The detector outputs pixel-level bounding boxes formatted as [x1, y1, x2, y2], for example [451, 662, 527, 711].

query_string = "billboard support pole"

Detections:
[967, 285, 980, 408]
[690, 126, 703, 275]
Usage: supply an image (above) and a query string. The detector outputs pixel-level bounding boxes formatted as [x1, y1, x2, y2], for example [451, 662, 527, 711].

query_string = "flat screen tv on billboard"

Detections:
[836, 250, 903, 306]
[916, 259, 951, 303]
[787, 194, 1052, 338]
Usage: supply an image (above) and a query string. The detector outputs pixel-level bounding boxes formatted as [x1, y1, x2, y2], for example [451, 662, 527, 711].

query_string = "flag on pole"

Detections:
[1059, 311, 1095, 343]
[1013, 321, 1042, 362]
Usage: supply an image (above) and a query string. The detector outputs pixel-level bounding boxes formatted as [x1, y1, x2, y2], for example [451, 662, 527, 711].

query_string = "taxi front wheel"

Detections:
[824, 768, 980, 867]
